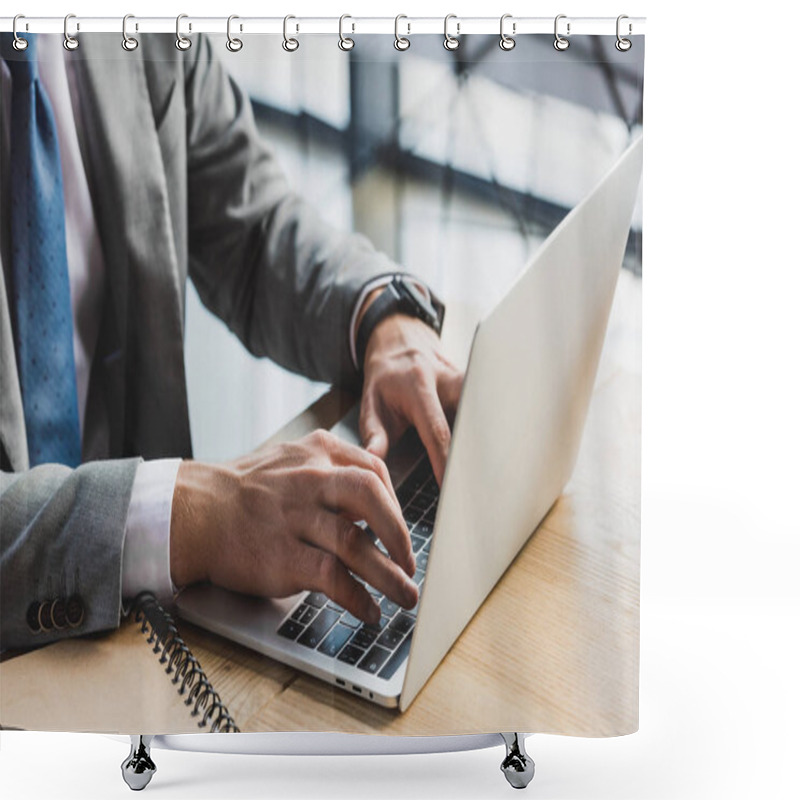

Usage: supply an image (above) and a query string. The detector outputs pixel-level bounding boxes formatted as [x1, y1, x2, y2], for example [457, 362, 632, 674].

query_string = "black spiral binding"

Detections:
[132, 592, 240, 733]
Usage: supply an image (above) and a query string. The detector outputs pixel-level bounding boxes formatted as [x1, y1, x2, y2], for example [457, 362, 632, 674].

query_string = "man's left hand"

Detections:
[359, 313, 464, 487]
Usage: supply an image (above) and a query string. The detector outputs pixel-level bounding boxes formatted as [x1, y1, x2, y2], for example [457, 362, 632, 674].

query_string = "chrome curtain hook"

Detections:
[443, 14, 460, 51]
[12, 14, 28, 51]
[63, 13, 79, 51]
[338, 14, 354, 51]
[394, 15, 410, 51]
[175, 13, 192, 51]
[615, 14, 632, 51]
[122, 14, 139, 51]
[554, 14, 570, 51]
[282, 15, 299, 52]
[226, 15, 243, 52]
[499, 14, 516, 51]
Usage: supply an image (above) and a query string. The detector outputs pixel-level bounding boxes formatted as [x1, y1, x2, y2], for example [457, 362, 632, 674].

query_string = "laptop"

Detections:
[176, 135, 643, 711]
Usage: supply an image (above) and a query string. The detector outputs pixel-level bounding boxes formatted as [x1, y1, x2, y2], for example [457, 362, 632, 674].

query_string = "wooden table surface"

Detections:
[178, 272, 641, 737]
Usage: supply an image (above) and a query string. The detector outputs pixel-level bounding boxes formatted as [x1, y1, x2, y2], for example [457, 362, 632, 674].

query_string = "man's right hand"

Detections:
[169, 430, 419, 626]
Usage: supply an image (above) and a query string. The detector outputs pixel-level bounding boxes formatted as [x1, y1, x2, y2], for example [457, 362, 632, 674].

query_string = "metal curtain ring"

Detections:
[394, 15, 410, 51]
[283, 15, 299, 52]
[63, 13, 79, 51]
[12, 15, 28, 51]
[443, 14, 460, 51]
[499, 14, 515, 51]
[122, 14, 139, 51]
[226, 15, 243, 52]
[616, 14, 632, 51]
[338, 14, 354, 51]
[554, 14, 570, 51]
[175, 13, 192, 51]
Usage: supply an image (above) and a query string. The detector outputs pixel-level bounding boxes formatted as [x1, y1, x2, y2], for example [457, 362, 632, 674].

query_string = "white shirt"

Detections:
[1, 39, 382, 609]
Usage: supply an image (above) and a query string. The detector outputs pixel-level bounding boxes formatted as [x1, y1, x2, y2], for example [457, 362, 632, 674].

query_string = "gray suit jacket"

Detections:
[0, 34, 397, 650]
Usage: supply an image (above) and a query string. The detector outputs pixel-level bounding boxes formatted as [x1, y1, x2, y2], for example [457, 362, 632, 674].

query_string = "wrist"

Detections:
[355, 276, 443, 371]
[364, 313, 436, 367]
[170, 460, 235, 590]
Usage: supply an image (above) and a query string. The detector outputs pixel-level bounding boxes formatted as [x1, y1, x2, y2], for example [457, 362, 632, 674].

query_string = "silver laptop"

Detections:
[176, 135, 643, 711]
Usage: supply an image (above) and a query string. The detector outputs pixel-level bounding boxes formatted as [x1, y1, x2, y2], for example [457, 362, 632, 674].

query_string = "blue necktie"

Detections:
[4, 35, 82, 467]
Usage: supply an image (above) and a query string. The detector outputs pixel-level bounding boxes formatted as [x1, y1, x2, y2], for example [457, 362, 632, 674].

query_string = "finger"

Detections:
[321, 466, 416, 577]
[310, 429, 397, 506]
[359, 391, 390, 460]
[437, 368, 464, 421]
[297, 544, 381, 626]
[405, 380, 452, 487]
[304, 512, 418, 610]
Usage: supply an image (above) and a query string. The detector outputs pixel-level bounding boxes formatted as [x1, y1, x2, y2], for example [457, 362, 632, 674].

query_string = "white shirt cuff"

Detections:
[121, 458, 182, 612]
[348, 276, 432, 371]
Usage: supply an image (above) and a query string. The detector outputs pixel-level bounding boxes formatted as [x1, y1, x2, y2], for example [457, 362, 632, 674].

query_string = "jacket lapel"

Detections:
[72, 35, 192, 459]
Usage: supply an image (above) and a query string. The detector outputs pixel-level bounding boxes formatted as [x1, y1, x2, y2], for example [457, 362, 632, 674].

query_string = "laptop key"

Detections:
[378, 632, 413, 680]
[415, 488, 437, 506]
[317, 624, 353, 658]
[351, 628, 377, 650]
[326, 601, 345, 614]
[410, 534, 426, 553]
[305, 592, 327, 608]
[412, 520, 433, 539]
[415, 551, 428, 572]
[380, 597, 400, 618]
[292, 604, 318, 626]
[389, 612, 415, 636]
[358, 645, 392, 675]
[403, 504, 426, 525]
[365, 616, 391, 632]
[297, 608, 339, 649]
[376, 627, 404, 650]
[277, 620, 305, 641]
[340, 611, 362, 628]
[337, 644, 364, 666]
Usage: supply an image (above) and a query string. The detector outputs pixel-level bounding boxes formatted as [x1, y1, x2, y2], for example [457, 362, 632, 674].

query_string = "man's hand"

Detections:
[359, 309, 464, 487]
[170, 430, 419, 626]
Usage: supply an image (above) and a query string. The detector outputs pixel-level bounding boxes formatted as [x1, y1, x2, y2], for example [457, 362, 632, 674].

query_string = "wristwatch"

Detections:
[355, 275, 445, 371]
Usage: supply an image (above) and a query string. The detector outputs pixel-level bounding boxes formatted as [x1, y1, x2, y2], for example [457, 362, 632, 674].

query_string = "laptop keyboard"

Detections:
[277, 456, 437, 681]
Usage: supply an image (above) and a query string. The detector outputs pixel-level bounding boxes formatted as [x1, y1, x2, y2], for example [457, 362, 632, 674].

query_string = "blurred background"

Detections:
[185, 34, 644, 460]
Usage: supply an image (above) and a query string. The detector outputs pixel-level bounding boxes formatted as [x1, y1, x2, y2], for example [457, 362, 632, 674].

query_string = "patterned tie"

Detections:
[3, 35, 81, 467]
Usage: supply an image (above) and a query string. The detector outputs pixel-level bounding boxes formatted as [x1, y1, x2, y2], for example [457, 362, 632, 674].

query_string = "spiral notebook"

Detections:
[0, 594, 238, 734]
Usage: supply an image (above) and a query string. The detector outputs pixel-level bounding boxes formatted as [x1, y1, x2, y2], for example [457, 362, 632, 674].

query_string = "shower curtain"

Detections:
[0, 24, 644, 740]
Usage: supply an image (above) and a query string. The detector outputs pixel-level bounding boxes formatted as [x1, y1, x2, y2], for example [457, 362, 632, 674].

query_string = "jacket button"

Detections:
[38, 600, 54, 632]
[26, 602, 42, 634]
[66, 594, 85, 628]
[51, 598, 67, 629]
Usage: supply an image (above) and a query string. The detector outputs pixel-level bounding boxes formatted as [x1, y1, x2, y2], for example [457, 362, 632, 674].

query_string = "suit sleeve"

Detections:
[0, 458, 140, 651]
[182, 35, 399, 389]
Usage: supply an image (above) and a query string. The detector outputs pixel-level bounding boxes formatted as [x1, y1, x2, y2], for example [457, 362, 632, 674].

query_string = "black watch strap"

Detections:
[355, 276, 444, 371]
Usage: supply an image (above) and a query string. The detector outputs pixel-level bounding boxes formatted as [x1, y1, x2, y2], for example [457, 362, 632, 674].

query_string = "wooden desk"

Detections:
[180, 271, 641, 737]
